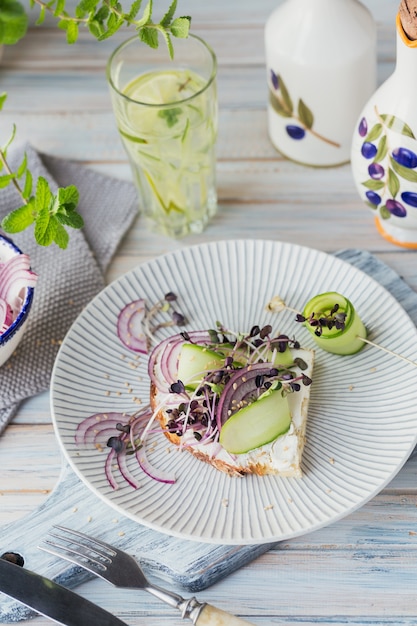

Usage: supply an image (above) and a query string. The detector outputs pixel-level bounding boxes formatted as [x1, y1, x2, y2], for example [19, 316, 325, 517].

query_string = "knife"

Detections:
[0, 558, 128, 626]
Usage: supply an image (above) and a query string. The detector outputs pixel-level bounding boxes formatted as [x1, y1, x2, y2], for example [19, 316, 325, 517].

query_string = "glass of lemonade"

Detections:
[106, 34, 218, 238]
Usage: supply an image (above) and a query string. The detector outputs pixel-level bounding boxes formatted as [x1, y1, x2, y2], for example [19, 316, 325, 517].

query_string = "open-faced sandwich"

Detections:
[148, 325, 314, 477]
[76, 291, 379, 489]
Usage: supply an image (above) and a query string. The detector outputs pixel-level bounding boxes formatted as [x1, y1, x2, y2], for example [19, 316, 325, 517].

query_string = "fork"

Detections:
[39, 526, 255, 625]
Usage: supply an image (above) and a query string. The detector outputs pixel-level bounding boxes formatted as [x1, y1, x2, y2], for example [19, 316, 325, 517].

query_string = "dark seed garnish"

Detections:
[293, 357, 307, 370]
[107, 437, 125, 454]
[116, 422, 131, 434]
[170, 380, 186, 394]
[259, 324, 272, 339]
[172, 311, 186, 325]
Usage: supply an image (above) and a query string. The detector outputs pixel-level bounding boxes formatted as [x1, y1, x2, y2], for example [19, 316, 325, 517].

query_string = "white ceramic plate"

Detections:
[51, 240, 417, 545]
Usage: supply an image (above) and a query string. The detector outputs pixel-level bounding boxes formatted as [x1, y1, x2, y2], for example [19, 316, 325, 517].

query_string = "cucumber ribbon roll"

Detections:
[298, 292, 367, 355]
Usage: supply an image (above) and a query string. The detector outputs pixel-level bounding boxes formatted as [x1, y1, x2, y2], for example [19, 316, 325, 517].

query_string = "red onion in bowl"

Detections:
[0, 235, 37, 366]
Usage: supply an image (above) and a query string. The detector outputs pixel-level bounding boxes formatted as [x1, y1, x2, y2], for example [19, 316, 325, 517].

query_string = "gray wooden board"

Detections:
[1, 247, 416, 622]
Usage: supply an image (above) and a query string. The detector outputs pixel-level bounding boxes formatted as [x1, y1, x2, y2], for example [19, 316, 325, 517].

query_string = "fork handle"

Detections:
[194, 603, 255, 625]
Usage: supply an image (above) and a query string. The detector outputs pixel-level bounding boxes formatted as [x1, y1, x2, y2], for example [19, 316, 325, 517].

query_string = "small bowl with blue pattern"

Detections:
[0, 234, 37, 367]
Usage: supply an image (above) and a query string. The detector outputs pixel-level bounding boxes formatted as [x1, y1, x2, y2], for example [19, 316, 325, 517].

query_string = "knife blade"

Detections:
[0, 558, 128, 626]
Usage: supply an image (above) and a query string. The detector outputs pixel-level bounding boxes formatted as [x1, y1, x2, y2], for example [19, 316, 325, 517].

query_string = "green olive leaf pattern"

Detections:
[361, 179, 385, 190]
[390, 156, 417, 183]
[268, 70, 340, 147]
[297, 99, 314, 130]
[379, 205, 391, 219]
[365, 123, 383, 142]
[387, 167, 400, 197]
[374, 134, 388, 162]
[278, 75, 293, 116]
[380, 114, 416, 139]
[268, 90, 292, 118]
[359, 110, 417, 221]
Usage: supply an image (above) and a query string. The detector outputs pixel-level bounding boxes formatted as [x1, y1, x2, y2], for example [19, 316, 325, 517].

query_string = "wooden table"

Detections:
[3, 1, 417, 624]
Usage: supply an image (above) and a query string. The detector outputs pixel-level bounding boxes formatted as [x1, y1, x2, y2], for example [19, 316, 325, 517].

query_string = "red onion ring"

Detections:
[135, 446, 176, 484]
[104, 449, 119, 490]
[116, 451, 141, 489]
[148, 330, 213, 392]
[0, 298, 8, 331]
[0, 253, 37, 334]
[216, 362, 276, 430]
[117, 299, 147, 353]
[75, 412, 129, 445]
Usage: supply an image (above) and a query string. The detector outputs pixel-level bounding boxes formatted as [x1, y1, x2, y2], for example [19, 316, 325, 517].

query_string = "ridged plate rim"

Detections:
[50, 239, 417, 545]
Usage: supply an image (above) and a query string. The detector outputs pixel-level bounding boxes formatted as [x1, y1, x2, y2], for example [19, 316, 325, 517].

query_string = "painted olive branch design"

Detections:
[359, 105, 417, 219]
[269, 70, 341, 148]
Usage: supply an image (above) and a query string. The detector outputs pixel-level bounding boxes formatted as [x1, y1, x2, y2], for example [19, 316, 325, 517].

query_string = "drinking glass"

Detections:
[107, 34, 218, 238]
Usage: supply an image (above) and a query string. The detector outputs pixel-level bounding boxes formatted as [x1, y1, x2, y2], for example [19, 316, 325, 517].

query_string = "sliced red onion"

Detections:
[135, 446, 176, 484]
[128, 406, 176, 483]
[75, 412, 129, 445]
[0, 252, 37, 335]
[160, 335, 185, 382]
[0, 298, 8, 331]
[148, 330, 213, 392]
[117, 299, 147, 353]
[148, 334, 183, 392]
[216, 362, 276, 430]
[0, 254, 30, 283]
[104, 449, 119, 490]
[116, 451, 141, 489]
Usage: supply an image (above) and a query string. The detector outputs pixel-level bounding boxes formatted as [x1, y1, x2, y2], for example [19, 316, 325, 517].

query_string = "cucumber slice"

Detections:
[267, 345, 294, 367]
[177, 343, 224, 389]
[219, 389, 291, 454]
[303, 291, 367, 355]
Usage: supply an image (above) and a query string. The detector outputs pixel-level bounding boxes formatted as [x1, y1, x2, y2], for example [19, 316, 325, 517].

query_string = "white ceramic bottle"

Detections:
[351, 12, 417, 248]
[265, 0, 377, 167]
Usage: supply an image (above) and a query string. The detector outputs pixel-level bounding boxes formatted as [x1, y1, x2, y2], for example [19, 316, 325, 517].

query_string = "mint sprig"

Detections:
[0, 95, 84, 249]
[0, 0, 192, 248]
[1, 0, 191, 58]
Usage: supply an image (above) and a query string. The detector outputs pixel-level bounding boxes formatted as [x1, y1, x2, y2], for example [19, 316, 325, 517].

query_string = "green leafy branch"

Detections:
[0, 0, 191, 59]
[0, 94, 84, 249]
[0, 0, 192, 248]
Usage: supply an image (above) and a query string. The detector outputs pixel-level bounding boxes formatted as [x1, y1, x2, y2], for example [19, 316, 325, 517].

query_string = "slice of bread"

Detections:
[150, 346, 314, 478]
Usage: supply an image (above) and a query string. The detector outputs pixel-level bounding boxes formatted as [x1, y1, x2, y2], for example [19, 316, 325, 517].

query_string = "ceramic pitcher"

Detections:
[265, 0, 377, 167]
[351, 13, 417, 248]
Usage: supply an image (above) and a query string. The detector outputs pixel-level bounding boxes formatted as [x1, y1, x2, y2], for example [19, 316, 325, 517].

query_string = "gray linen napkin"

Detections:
[0, 144, 138, 434]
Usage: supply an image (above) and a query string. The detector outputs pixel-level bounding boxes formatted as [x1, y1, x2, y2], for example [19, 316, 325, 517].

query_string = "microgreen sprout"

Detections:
[106, 417, 143, 456]
[295, 303, 347, 337]
[161, 323, 312, 446]
[267, 293, 417, 370]
[143, 291, 187, 339]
